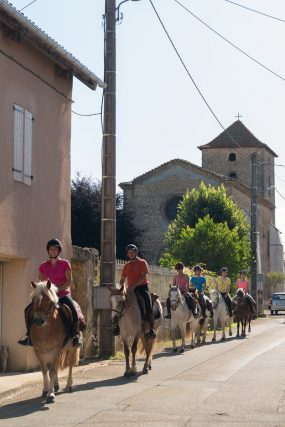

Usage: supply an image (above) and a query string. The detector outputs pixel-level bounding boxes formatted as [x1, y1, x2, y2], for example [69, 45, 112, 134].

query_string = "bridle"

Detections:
[110, 294, 126, 319]
[170, 287, 183, 308]
[32, 295, 58, 327]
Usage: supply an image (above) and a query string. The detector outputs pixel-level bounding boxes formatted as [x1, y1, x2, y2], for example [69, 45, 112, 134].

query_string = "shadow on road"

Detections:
[0, 395, 49, 420]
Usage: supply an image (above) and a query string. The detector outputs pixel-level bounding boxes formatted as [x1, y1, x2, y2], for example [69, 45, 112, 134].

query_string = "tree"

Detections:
[160, 183, 251, 282]
[266, 272, 285, 294]
[71, 174, 139, 259]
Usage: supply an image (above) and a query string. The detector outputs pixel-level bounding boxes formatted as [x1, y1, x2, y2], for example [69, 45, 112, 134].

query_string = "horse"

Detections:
[29, 280, 80, 403]
[234, 289, 251, 338]
[210, 289, 233, 342]
[196, 295, 212, 345]
[169, 286, 199, 353]
[108, 285, 162, 377]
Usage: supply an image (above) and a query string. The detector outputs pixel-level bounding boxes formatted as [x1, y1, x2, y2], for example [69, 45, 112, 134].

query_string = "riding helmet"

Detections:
[240, 269, 246, 274]
[221, 267, 228, 273]
[46, 238, 62, 252]
[126, 244, 138, 253]
[175, 262, 184, 271]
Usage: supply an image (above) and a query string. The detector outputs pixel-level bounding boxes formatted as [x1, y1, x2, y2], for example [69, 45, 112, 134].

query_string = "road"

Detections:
[1, 316, 285, 426]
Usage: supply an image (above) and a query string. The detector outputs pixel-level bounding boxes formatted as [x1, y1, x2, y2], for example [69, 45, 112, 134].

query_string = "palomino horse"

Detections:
[196, 296, 212, 345]
[109, 285, 162, 377]
[210, 289, 233, 342]
[235, 289, 251, 338]
[29, 280, 80, 403]
[169, 286, 199, 353]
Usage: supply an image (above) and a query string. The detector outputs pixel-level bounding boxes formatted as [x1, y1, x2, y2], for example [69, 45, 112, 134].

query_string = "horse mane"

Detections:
[31, 281, 59, 305]
[237, 289, 245, 297]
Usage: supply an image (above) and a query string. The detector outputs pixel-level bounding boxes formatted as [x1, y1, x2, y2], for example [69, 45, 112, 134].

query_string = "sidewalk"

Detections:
[0, 358, 111, 400]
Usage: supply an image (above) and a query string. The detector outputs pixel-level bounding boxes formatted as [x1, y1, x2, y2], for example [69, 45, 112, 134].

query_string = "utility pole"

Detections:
[250, 152, 258, 313]
[100, 0, 116, 357]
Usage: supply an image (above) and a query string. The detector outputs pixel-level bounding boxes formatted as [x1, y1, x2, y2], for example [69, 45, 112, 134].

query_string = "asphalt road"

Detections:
[1, 316, 285, 426]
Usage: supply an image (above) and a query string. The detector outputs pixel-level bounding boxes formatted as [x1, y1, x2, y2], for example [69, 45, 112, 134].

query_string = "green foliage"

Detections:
[266, 271, 285, 293]
[161, 183, 251, 280]
[71, 174, 140, 259]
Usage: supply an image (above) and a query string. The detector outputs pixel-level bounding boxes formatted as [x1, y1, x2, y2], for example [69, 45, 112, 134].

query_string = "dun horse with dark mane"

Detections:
[29, 280, 80, 403]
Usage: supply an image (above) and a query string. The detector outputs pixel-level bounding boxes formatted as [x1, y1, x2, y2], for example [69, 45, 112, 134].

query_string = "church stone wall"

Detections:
[201, 147, 275, 208]
[123, 165, 220, 264]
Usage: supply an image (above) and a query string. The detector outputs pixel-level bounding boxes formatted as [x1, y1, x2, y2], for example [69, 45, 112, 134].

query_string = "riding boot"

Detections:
[72, 320, 82, 348]
[18, 304, 33, 346]
[164, 297, 171, 319]
[145, 312, 156, 339]
[112, 323, 120, 336]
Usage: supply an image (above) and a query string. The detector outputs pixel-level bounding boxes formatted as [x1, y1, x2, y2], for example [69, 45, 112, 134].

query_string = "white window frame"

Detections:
[13, 104, 33, 185]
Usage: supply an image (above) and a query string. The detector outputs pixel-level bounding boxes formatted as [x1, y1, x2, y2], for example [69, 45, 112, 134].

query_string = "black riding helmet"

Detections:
[126, 244, 138, 253]
[221, 267, 228, 273]
[175, 262, 184, 271]
[46, 238, 62, 252]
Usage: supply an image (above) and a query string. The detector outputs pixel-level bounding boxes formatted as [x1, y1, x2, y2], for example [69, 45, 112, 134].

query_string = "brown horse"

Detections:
[235, 289, 251, 338]
[29, 280, 80, 403]
[108, 285, 162, 376]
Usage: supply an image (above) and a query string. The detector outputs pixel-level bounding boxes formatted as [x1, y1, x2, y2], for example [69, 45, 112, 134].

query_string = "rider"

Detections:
[235, 269, 255, 314]
[119, 244, 156, 339]
[164, 262, 198, 319]
[190, 265, 213, 321]
[18, 239, 81, 347]
[215, 267, 233, 317]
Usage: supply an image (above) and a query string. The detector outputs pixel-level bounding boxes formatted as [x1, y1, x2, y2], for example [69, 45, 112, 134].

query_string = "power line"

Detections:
[174, 0, 285, 83]
[72, 110, 101, 117]
[275, 164, 285, 168]
[225, 0, 285, 24]
[20, 0, 39, 12]
[275, 187, 285, 202]
[148, 0, 251, 157]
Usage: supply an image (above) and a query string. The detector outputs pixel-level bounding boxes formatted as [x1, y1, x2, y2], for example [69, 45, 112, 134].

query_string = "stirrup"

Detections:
[145, 329, 156, 339]
[18, 335, 33, 347]
[72, 335, 82, 348]
[112, 324, 120, 336]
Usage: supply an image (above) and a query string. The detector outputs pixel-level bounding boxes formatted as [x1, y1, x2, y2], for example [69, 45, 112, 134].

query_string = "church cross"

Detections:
[235, 112, 243, 120]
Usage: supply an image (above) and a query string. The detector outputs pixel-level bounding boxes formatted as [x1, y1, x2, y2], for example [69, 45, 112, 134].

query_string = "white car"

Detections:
[270, 292, 285, 315]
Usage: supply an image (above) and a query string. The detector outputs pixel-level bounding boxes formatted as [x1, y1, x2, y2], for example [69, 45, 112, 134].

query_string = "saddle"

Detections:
[59, 301, 87, 334]
[135, 292, 161, 320]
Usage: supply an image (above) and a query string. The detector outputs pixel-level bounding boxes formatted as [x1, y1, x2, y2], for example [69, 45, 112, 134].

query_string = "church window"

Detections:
[229, 172, 237, 179]
[228, 153, 236, 161]
[164, 196, 183, 221]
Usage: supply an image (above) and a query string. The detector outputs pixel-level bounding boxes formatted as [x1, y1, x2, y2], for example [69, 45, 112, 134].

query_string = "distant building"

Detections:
[0, 1, 104, 370]
[120, 121, 283, 296]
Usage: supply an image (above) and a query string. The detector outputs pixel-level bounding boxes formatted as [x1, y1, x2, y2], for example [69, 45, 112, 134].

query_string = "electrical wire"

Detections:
[225, 0, 285, 24]
[275, 187, 285, 202]
[174, 0, 285, 83]
[72, 110, 101, 117]
[148, 0, 251, 157]
[20, 0, 39, 12]
[275, 164, 285, 168]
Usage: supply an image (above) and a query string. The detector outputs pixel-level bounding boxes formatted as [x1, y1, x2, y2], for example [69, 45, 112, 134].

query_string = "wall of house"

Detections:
[0, 25, 73, 370]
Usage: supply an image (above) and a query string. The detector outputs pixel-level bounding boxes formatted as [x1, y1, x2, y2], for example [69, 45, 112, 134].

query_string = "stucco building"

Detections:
[120, 121, 283, 295]
[0, 0, 104, 370]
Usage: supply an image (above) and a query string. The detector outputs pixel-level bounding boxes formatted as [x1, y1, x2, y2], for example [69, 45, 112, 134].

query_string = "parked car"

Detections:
[270, 292, 285, 315]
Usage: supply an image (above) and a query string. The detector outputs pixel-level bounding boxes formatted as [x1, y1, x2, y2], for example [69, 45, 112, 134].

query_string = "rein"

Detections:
[32, 299, 58, 327]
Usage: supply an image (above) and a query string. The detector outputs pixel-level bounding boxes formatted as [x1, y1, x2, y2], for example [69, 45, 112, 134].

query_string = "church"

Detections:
[119, 120, 284, 293]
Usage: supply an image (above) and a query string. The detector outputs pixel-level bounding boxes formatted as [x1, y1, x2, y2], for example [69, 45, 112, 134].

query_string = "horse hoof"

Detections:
[212, 338, 216, 342]
[54, 384, 60, 393]
[142, 367, 149, 374]
[178, 348, 185, 353]
[65, 386, 73, 393]
[236, 334, 240, 338]
[124, 371, 130, 377]
[148, 365, 152, 370]
[41, 390, 48, 398]
[190, 344, 195, 349]
[173, 348, 178, 353]
[221, 337, 226, 341]
[229, 330, 233, 336]
[130, 371, 137, 377]
[46, 394, 55, 403]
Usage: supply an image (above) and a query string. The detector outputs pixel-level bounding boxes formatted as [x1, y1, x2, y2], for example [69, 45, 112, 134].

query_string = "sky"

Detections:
[9, 0, 285, 244]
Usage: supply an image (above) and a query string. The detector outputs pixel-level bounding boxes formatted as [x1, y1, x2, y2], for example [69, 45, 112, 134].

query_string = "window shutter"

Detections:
[24, 110, 33, 185]
[13, 104, 24, 182]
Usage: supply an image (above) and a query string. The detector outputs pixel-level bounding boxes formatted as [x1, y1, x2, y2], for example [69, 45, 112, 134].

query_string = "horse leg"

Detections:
[172, 323, 178, 352]
[46, 357, 60, 403]
[228, 317, 233, 336]
[143, 338, 155, 374]
[179, 324, 185, 353]
[38, 359, 49, 399]
[202, 323, 207, 344]
[54, 372, 59, 393]
[130, 337, 138, 376]
[212, 315, 217, 342]
[123, 342, 131, 377]
[248, 316, 251, 333]
[221, 321, 226, 341]
[196, 324, 201, 344]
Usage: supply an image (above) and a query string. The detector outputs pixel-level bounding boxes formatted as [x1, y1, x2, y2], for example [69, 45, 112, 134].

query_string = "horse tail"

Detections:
[186, 322, 192, 340]
[137, 336, 156, 357]
[137, 337, 145, 356]
[59, 347, 80, 370]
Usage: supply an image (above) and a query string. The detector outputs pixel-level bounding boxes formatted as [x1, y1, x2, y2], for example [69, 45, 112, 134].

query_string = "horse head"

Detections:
[236, 288, 245, 305]
[108, 284, 126, 324]
[210, 289, 219, 309]
[169, 285, 182, 311]
[30, 280, 59, 327]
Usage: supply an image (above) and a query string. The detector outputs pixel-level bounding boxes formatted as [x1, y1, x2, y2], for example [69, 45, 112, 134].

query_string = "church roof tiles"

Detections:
[198, 120, 278, 157]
